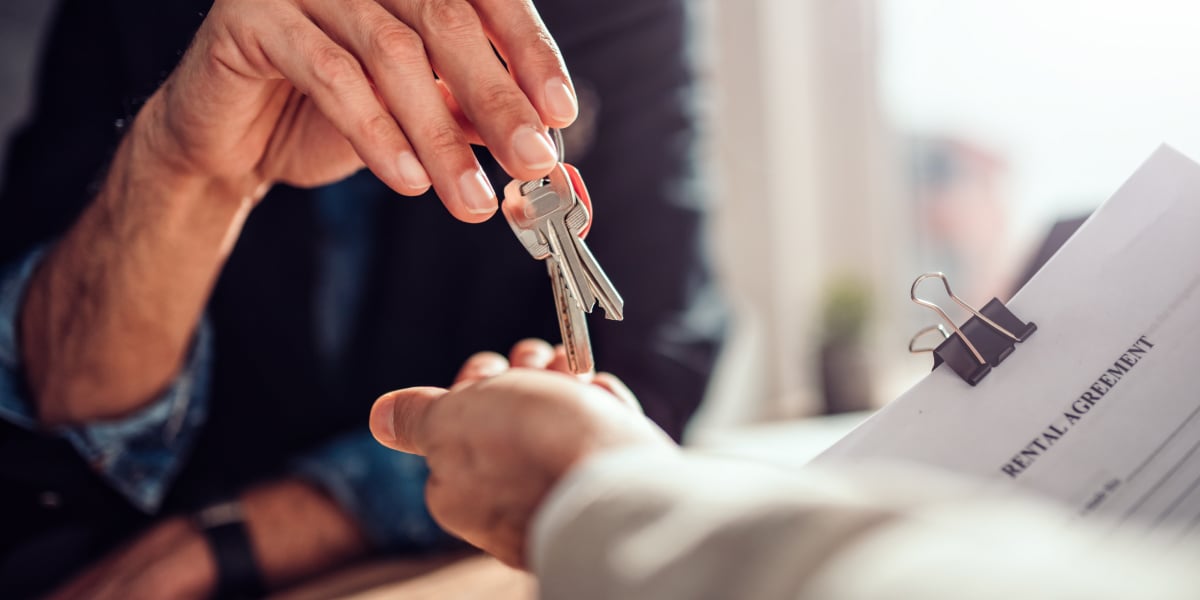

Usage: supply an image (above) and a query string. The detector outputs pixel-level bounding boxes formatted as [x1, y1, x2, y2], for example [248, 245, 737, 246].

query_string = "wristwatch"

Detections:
[194, 500, 267, 599]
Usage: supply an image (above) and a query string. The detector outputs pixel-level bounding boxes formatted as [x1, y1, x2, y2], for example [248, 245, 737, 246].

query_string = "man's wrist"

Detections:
[121, 91, 266, 213]
[194, 501, 268, 598]
[238, 479, 371, 589]
[102, 92, 261, 259]
[154, 517, 222, 600]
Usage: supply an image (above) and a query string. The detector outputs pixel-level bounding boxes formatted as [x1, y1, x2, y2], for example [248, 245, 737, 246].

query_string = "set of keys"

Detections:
[501, 129, 624, 374]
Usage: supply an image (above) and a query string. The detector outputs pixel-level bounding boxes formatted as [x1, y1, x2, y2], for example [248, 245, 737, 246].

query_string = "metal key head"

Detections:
[502, 179, 551, 259]
[557, 163, 593, 238]
[501, 165, 577, 259]
[508, 165, 576, 226]
[564, 199, 590, 238]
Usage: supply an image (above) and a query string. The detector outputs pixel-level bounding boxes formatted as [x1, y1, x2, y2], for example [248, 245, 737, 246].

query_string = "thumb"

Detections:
[370, 387, 446, 454]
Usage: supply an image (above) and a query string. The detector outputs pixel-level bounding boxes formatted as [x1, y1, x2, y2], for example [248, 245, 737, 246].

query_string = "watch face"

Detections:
[196, 500, 243, 528]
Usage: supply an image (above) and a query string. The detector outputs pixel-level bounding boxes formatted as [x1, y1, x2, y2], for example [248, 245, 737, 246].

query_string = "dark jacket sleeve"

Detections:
[0, 0, 133, 265]
[543, 0, 726, 440]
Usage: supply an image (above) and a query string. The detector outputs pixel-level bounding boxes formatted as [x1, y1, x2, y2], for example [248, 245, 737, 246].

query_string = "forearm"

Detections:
[241, 479, 371, 590]
[46, 478, 369, 600]
[21, 92, 256, 426]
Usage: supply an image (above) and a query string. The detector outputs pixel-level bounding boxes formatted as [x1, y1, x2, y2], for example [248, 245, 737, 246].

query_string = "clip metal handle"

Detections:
[911, 273, 1023, 366]
[908, 324, 951, 354]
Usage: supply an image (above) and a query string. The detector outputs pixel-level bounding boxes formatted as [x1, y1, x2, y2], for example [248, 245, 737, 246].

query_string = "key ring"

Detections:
[551, 128, 565, 163]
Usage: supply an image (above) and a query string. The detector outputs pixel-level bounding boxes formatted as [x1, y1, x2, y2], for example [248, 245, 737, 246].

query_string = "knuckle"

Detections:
[370, 25, 426, 66]
[310, 45, 362, 90]
[523, 29, 563, 65]
[473, 80, 526, 114]
[421, 0, 480, 36]
[419, 121, 468, 156]
[358, 113, 399, 146]
[207, 0, 233, 22]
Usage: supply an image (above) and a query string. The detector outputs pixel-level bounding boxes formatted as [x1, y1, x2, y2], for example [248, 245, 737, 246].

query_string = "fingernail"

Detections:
[472, 356, 508, 379]
[512, 127, 559, 172]
[397, 152, 431, 190]
[524, 344, 554, 367]
[370, 395, 397, 443]
[544, 80, 578, 124]
[459, 170, 497, 215]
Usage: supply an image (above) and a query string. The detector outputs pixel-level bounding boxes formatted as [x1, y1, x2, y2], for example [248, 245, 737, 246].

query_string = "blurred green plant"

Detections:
[819, 275, 875, 414]
[820, 276, 873, 343]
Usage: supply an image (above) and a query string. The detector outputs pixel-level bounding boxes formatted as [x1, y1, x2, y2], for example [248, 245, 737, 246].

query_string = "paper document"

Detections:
[820, 146, 1200, 537]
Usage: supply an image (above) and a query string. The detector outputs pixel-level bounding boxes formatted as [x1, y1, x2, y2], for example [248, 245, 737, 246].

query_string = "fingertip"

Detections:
[439, 184, 496, 222]
[370, 387, 445, 454]
[543, 346, 593, 380]
[450, 206, 496, 223]
[511, 126, 559, 175]
[509, 338, 555, 368]
[452, 170, 498, 221]
[592, 372, 642, 413]
[456, 351, 510, 384]
[547, 345, 571, 374]
[397, 151, 433, 191]
[391, 181, 433, 198]
[369, 393, 399, 447]
[592, 372, 621, 387]
[500, 163, 555, 188]
[542, 79, 578, 127]
[372, 159, 429, 198]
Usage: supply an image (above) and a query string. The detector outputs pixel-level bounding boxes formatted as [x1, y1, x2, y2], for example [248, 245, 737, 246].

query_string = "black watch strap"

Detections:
[195, 501, 267, 599]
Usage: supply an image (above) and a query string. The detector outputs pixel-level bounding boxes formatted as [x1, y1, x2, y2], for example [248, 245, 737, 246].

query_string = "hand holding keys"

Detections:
[502, 130, 624, 374]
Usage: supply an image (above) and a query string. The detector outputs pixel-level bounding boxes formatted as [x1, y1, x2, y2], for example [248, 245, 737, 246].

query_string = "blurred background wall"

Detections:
[0, 0, 54, 184]
[692, 0, 905, 433]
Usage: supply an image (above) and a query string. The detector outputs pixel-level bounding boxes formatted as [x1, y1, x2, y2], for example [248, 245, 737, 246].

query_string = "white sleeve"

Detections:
[530, 449, 1200, 600]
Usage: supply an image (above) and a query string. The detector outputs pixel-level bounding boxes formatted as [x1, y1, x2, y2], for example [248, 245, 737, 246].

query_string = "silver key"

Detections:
[548, 258, 594, 373]
[502, 167, 594, 373]
[504, 168, 588, 300]
[504, 166, 623, 318]
[502, 134, 624, 373]
[561, 200, 624, 321]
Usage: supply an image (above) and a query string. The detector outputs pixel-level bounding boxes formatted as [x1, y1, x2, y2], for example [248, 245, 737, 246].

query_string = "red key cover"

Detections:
[562, 163, 592, 239]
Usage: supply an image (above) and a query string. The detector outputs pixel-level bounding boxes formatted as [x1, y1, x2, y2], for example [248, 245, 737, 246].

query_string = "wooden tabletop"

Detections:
[272, 553, 536, 600]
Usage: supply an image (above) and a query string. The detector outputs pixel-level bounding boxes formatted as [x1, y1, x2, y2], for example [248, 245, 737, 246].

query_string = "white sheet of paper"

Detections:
[819, 145, 1200, 538]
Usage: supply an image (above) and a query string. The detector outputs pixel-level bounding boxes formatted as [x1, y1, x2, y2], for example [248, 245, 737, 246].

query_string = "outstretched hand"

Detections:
[369, 340, 675, 567]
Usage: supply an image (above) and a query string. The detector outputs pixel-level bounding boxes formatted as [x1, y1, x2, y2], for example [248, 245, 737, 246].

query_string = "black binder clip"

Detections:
[908, 273, 1037, 386]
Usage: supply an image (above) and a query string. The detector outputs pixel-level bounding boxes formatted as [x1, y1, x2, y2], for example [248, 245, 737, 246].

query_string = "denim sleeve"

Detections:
[292, 431, 456, 553]
[0, 247, 212, 514]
